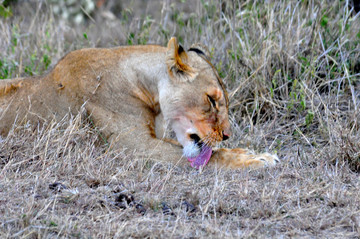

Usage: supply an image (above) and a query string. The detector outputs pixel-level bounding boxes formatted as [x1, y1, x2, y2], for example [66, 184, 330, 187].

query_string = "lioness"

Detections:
[0, 37, 279, 169]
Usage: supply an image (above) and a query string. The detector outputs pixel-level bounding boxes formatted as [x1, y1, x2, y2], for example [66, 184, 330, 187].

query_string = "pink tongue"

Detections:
[187, 145, 212, 169]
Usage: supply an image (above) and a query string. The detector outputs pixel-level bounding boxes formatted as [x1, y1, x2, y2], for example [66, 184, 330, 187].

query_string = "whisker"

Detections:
[202, 135, 213, 147]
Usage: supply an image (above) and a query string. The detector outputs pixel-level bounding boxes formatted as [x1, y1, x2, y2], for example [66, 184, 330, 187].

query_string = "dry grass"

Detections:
[1, 0, 360, 238]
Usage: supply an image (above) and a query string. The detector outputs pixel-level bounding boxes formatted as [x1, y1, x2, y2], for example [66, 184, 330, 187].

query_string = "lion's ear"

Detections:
[166, 37, 198, 82]
[188, 43, 211, 59]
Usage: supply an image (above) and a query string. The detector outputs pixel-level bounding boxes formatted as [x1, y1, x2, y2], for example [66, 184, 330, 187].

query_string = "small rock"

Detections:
[181, 200, 196, 213]
[161, 202, 175, 216]
[49, 182, 67, 192]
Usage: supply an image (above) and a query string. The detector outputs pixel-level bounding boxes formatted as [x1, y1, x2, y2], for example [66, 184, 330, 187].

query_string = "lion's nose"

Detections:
[222, 130, 230, 141]
[189, 133, 203, 147]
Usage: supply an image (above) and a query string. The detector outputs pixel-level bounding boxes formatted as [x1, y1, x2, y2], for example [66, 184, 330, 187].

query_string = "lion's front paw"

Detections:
[213, 148, 280, 169]
[253, 152, 280, 167]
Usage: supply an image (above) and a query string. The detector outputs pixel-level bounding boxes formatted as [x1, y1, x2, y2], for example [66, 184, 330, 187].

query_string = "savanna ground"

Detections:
[1, 0, 360, 238]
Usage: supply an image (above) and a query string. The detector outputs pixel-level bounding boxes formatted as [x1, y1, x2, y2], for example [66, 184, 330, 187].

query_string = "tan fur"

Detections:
[0, 37, 279, 169]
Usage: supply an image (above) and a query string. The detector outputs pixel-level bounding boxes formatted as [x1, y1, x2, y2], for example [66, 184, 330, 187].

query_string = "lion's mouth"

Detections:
[187, 134, 212, 169]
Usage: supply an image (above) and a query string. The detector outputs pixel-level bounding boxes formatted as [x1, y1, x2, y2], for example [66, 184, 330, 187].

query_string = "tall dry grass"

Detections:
[1, 0, 359, 237]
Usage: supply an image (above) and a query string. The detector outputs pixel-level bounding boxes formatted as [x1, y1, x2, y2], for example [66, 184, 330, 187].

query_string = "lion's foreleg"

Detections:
[210, 148, 279, 169]
[86, 102, 185, 164]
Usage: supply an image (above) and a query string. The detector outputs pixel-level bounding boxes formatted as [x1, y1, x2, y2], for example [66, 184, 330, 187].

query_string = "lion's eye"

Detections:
[207, 95, 216, 108]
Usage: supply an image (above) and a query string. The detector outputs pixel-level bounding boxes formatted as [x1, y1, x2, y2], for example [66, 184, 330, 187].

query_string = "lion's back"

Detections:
[0, 44, 168, 136]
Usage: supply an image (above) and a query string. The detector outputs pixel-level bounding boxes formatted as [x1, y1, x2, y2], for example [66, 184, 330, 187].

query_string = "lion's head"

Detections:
[159, 37, 231, 167]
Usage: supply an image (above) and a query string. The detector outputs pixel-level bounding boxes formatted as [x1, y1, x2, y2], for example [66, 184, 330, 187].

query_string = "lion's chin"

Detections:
[182, 143, 201, 158]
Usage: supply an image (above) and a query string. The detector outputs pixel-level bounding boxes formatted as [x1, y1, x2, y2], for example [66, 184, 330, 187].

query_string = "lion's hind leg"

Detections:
[211, 148, 280, 169]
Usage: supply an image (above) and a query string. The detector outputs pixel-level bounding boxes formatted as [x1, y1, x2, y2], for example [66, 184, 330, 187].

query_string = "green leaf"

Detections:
[305, 111, 314, 127]
[0, 4, 13, 18]
[43, 54, 51, 70]
[320, 15, 328, 28]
